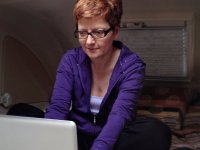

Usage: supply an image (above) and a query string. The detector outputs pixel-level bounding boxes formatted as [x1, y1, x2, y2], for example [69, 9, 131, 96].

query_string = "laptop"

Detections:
[0, 114, 78, 150]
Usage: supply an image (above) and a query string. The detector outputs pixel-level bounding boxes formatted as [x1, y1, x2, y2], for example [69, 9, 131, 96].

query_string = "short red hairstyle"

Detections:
[73, 0, 123, 28]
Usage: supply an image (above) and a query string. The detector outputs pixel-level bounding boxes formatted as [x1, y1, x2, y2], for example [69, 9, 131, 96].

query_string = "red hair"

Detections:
[73, 0, 123, 28]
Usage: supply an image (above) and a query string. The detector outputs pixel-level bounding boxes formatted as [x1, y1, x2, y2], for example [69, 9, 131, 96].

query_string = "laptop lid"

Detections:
[0, 115, 78, 150]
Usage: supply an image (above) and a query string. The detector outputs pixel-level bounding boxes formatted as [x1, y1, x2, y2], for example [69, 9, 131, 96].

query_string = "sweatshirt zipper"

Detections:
[93, 114, 96, 124]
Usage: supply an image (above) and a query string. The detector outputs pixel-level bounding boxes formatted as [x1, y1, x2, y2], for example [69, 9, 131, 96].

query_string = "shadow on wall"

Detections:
[2, 36, 53, 105]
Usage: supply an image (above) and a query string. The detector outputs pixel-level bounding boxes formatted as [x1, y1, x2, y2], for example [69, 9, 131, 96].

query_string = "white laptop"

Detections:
[0, 114, 78, 150]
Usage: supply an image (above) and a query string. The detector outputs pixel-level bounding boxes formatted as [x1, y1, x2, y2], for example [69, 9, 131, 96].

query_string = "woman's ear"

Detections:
[113, 26, 120, 40]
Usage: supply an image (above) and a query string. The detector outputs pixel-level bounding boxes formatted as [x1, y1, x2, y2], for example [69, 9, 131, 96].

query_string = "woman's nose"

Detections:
[85, 34, 95, 45]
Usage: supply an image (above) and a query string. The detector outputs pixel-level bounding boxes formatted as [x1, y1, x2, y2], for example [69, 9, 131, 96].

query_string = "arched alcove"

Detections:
[2, 36, 53, 104]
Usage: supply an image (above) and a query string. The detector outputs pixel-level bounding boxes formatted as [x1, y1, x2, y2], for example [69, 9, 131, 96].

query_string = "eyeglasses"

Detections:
[74, 27, 113, 39]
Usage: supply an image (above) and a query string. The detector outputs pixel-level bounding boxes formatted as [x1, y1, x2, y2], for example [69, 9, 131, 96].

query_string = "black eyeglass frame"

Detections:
[74, 27, 113, 39]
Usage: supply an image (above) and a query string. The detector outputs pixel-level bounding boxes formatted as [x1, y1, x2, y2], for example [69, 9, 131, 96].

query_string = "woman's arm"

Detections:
[45, 53, 74, 120]
[91, 60, 145, 150]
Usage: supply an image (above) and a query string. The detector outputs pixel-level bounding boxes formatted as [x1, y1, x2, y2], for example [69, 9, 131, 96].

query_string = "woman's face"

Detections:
[77, 16, 119, 60]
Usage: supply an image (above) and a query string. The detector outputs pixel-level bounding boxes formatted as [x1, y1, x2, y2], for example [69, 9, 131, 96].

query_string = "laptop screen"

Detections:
[0, 115, 78, 150]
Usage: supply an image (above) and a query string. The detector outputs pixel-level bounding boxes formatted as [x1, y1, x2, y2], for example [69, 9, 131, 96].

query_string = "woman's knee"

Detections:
[114, 117, 172, 150]
[141, 117, 172, 149]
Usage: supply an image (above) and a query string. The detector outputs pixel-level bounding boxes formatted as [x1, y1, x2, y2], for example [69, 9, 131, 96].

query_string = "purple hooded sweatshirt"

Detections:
[45, 41, 145, 150]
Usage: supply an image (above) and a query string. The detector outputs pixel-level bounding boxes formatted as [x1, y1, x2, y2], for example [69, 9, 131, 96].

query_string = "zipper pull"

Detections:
[93, 115, 96, 124]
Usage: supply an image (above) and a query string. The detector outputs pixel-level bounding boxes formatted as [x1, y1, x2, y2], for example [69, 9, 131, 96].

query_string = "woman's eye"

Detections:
[93, 30, 105, 37]
[94, 30, 104, 34]
[79, 32, 87, 36]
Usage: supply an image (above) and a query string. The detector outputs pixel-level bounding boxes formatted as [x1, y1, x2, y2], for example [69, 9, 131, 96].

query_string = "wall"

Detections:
[0, 0, 76, 112]
[194, 14, 200, 86]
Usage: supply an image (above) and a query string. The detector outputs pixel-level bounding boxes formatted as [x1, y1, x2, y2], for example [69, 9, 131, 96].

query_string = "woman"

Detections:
[45, 0, 171, 150]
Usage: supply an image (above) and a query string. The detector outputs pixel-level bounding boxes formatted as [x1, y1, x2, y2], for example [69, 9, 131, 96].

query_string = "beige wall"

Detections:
[193, 13, 200, 87]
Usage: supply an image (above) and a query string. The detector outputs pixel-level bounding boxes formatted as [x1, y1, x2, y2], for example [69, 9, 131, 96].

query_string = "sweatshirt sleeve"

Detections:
[91, 59, 145, 150]
[45, 53, 74, 120]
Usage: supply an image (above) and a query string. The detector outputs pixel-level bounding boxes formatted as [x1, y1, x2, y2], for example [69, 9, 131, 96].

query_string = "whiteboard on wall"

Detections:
[119, 21, 192, 81]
